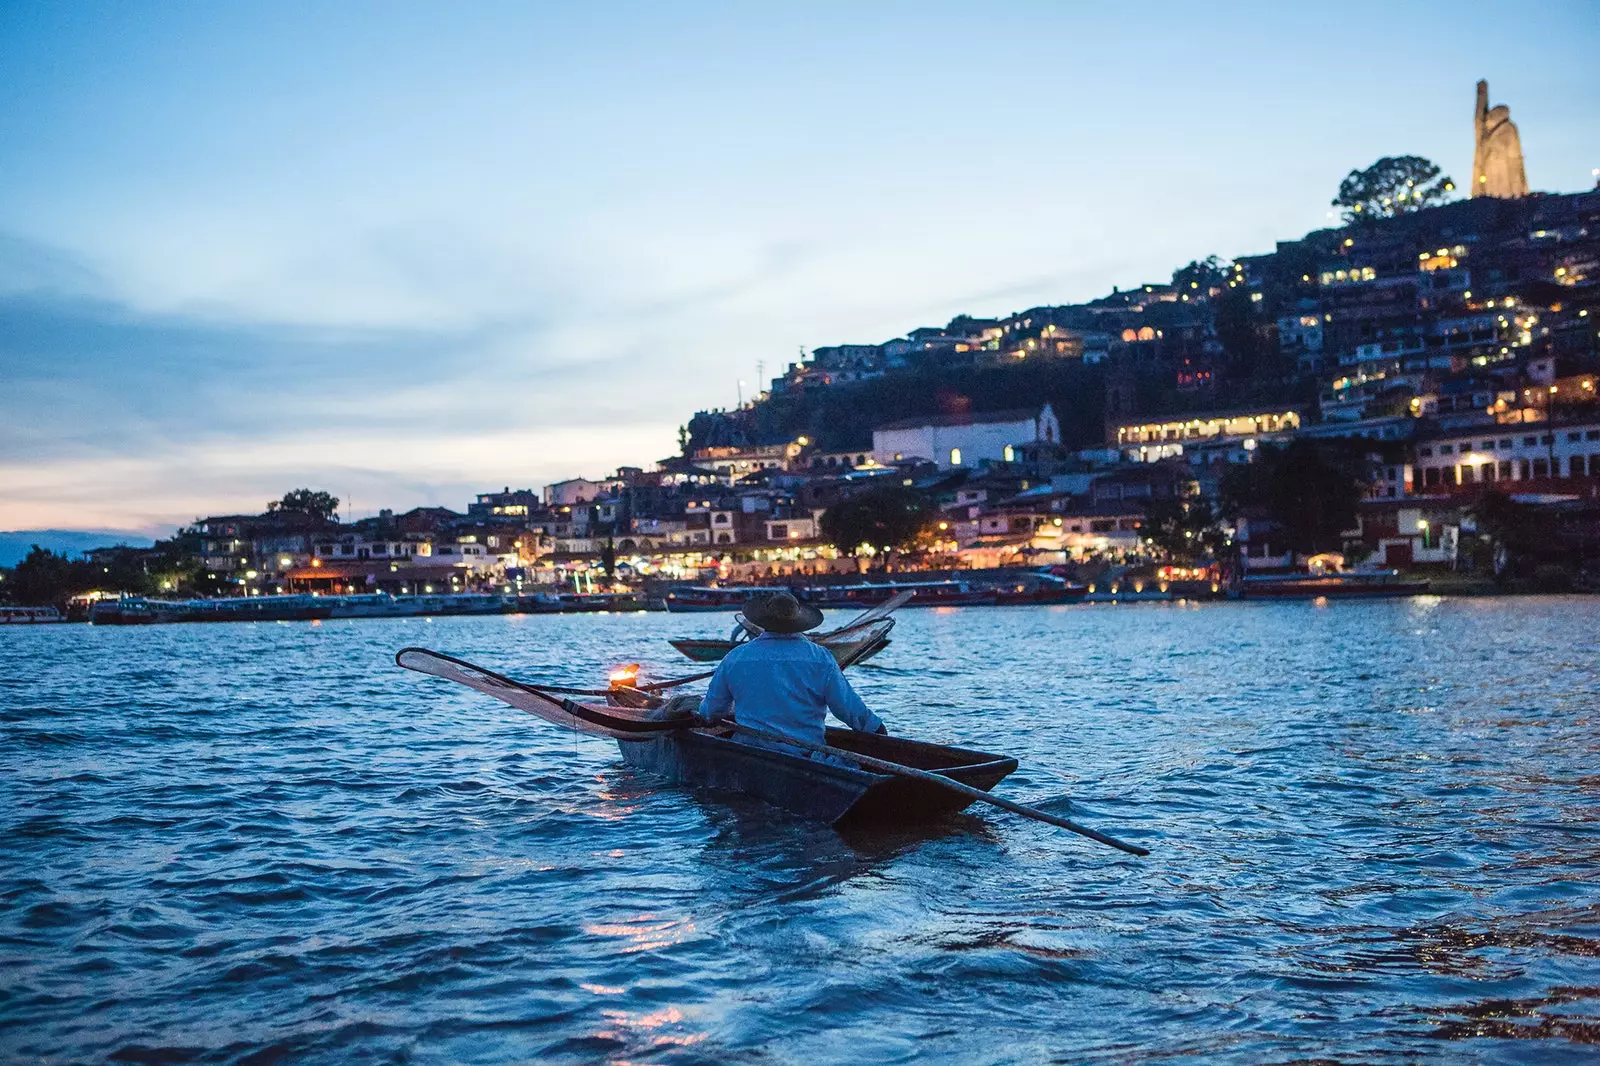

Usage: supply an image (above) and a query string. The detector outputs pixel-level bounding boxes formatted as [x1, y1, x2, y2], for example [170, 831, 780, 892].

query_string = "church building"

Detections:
[872, 404, 1060, 471]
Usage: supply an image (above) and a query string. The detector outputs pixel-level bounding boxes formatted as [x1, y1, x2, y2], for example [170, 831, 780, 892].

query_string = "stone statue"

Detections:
[1472, 80, 1529, 199]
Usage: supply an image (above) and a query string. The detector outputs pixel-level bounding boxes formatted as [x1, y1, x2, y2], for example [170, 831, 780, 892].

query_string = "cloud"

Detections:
[0, 232, 110, 299]
[0, 228, 822, 531]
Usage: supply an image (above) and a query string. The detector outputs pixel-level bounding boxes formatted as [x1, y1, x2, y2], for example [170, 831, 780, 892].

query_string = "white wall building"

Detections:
[872, 404, 1060, 471]
[1410, 422, 1600, 492]
[544, 478, 610, 506]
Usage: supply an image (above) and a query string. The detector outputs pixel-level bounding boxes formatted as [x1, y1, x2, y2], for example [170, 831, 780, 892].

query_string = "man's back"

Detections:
[700, 632, 883, 748]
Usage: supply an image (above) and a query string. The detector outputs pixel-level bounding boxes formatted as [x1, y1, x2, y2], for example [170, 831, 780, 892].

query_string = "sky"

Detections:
[2, 1, 1597, 537]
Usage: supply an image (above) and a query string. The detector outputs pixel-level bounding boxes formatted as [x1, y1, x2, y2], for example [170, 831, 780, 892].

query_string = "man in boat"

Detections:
[697, 591, 887, 751]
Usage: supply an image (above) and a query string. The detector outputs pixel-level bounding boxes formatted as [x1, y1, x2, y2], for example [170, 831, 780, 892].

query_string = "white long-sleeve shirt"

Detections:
[699, 632, 884, 749]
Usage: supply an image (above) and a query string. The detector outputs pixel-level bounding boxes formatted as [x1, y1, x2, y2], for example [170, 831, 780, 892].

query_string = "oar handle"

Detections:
[728, 723, 1148, 857]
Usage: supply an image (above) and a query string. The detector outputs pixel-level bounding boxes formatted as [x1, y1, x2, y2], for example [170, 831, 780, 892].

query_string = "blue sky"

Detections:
[2, 0, 1596, 535]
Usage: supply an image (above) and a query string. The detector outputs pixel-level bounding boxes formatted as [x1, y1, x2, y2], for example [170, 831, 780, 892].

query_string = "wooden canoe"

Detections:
[667, 629, 892, 666]
[615, 726, 1017, 826]
[395, 646, 1016, 826]
[666, 638, 743, 663]
[667, 592, 907, 665]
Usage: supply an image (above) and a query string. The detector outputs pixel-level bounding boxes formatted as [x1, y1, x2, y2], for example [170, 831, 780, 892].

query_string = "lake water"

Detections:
[2, 599, 1598, 1064]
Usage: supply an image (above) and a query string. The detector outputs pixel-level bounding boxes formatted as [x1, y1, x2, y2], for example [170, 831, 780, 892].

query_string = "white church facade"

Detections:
[871, 404, 1060, 471]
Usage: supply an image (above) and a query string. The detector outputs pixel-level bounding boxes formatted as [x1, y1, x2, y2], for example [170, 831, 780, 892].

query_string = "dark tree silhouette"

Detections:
[1142, 496, 1226, 563]
[820, 487, 933, 554]
[599, 527, 617, 581]
[1171, 255, 1228, 294]
[1220, 440, 1375, 556]
[268, 489, 341, 521]
[1, 545, 155, 605]
[1333, 156, 1456, 223]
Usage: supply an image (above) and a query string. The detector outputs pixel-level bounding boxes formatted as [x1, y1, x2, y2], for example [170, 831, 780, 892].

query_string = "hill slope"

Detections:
[0, 530, 156, 568]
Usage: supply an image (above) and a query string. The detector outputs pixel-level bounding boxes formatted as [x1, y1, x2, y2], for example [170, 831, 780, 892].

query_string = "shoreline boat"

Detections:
[553, 590, 648, 613]
[993, 574, 1090, 606]
[89, 594, 336, 624]
[663, 586, 779, 613]
[798, 580, 1000, 608]
[1236, 570, 1431, 599]
[0, 605, 66, 624]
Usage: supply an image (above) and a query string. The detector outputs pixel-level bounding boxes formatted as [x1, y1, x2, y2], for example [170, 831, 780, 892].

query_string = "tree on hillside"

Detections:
[1213, 283, 1294, 401]
[4, 544, 160, 605]
[6, 546, 89, 605]
[1171, 256, 1228, 295]
[3, 547, 76, 605]
[1219, 440, 1375, 556]
[1468, 490, 1564, 579]
[1142, 496, 1228, 564]
[687, 359, 1108, 455]
[1333, 156, 1456, 223]
[268, 489, 340, 521]
[821, 487, 934, 555]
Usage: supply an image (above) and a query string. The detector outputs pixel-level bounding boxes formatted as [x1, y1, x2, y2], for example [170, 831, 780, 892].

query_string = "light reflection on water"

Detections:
[1, 597, 1598, 1063]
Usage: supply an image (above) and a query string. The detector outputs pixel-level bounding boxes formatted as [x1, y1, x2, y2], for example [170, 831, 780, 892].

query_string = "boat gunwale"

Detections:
[622, 724, 1019, 781]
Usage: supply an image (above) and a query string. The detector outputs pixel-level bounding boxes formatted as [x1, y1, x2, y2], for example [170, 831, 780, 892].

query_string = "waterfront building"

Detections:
[1353, 498, 1464, 569]
[1408, 419, 1600, 493]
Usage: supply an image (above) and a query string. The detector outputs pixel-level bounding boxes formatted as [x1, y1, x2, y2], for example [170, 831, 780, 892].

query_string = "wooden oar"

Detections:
[830, 623, 891, 670]
[819, 588, 914, 637]
[728, 722, 1149, 857]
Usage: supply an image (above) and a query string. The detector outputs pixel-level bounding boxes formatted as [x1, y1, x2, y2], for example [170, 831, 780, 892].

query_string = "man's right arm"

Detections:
[699, 660, 734, 723]
[821, 659, 885, 735]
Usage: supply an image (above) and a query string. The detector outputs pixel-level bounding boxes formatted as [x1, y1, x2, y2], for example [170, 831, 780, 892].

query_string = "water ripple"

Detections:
[2, 600, 1599, 1062]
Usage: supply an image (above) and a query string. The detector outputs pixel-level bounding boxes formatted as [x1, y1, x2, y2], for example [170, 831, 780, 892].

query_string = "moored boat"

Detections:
[1237, 570, 1430, 599]
[90, 594, 335, 624]
[325, 593, 419, 618]
[993, 573, 1089, 606]
[555, 591, 648, 613]
[663, 586, 780, 613]
[0, 605, 66, 624]
[799, 580, 1000, 608]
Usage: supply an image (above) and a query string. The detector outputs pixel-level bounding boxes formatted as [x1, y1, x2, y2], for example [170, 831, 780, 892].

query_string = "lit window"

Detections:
[1003, 445, 1015, 462]
[950, 448, 963, 466]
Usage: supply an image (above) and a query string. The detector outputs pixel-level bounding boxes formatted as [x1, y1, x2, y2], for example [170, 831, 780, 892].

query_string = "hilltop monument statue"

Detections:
[1471, 79, 1528, 199]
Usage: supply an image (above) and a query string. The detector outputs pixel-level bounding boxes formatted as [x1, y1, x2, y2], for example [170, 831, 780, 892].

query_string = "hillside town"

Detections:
[6, 88, 1600, 612]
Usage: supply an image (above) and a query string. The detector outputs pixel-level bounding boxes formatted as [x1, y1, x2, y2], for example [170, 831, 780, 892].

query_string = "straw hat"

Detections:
[742, 591, 823, 634]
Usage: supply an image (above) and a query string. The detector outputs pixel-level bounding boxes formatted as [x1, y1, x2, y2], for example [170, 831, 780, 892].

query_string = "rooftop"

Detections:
[1113, 405, 1304, 427]
[875, 407, 1040, 432]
